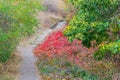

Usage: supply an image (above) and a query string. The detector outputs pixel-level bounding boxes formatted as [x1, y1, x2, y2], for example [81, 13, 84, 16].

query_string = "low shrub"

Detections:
[89, 60, 119, 80]
[37, 55, 98, 80]
[0, 0, 42, 62]
[64, 20, 109, 47]
[93, 14, 120, 60]
[94, 40, 120, 60]
[64, 0, 119, 47]
[64, 0, 120, 61]
[34, 31, 101, 80]
[34, 31, 97, 66]
[37, 54, 119, 80]
[69, 0, 119, 20]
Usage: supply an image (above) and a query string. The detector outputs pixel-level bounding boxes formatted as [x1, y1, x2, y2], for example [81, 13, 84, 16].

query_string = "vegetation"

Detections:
[34, 30, 119, 80]
[34, 0, 120, 80]
[94, 40, 120, 60]
[64, 0, 120, 59]
[1, 0, 119, 79]
[0, 52, 21, 80]
[0, 0, 42, 62]
[37, 56, 98, 80]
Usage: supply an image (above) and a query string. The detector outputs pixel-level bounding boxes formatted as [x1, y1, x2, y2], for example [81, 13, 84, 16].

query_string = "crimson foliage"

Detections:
[34, 31, 97, 68]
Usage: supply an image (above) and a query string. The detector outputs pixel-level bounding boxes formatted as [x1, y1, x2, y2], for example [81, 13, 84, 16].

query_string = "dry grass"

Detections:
[41, 0, 68, 14]
[37, 0, 70, 28]
[37, 11, 63, 28]
[0, 51, 22, 80]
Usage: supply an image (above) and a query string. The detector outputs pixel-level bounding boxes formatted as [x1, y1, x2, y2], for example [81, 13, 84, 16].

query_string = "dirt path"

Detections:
[17, 22, 66, 80]
[17, 0, 65, 80]
[17, 0, 67, 80]
[17, 27, 52, 80]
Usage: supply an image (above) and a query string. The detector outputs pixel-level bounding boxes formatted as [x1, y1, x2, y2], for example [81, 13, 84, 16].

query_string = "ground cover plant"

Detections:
[37, 55, 119, 80]
[0, 0, 42, 62]
[37, 56, 98, 80]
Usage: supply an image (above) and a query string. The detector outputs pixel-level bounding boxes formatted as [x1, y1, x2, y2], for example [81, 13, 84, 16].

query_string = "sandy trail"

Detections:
[17, 21, 66, 80]
[17, 0, 67, 80]
[17, 27, 52, 80]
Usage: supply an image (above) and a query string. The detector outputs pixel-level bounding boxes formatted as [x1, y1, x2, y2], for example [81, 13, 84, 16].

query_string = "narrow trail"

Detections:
[17, 22, 66, 80]
[17, 0, 67, 80]
[17, 27, 52, 80]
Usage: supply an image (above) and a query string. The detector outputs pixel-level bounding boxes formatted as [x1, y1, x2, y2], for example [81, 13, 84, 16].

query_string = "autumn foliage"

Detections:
[33, 31, 97, 69]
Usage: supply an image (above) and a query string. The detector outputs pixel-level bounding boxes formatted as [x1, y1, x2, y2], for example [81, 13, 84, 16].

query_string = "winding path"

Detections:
[17, 27, 49, 80]
[17, 0, 67, 80]
[17, 21, 66, 80]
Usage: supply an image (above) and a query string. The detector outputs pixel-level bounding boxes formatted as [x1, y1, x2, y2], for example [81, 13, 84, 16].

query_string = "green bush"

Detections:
[0, 0, 42, 62]
[70, 0, 118, 21]
[64, 0, 119, 47]
[64, 17, 109, 47]
[64, 0, 120, 59]
[94, 8, 120, 60]
[94, 40, 120, 60]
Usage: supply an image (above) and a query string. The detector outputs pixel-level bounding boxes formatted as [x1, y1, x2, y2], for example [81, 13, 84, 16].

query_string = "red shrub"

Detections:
[34, 31, 70, 56]
[33, 31, 97, 69]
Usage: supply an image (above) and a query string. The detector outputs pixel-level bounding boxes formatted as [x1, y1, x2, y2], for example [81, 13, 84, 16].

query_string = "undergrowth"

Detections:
[34, 0, 120, 79]
[0, 0, 42, 62]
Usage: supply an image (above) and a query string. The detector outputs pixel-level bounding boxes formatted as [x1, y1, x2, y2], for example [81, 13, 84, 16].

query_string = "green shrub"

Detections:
[0, 30, 10, 62]
[70, 0, 118, 21]
[64, 0, 119, 47]
[109, 14, 120, 40]
[64, 18, 109, 47]
[0, 0, 42, 62]
[94, 10, 120, 60]
[94, 40, 120, 60]
[64, 0, 120, 59]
